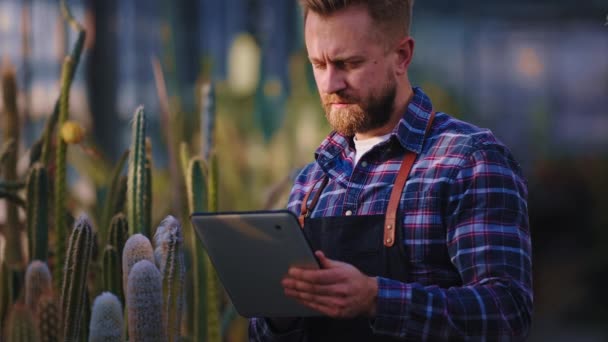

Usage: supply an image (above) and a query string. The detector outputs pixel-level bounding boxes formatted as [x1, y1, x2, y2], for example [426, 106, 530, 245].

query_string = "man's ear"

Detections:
[394, 36, 415, 76]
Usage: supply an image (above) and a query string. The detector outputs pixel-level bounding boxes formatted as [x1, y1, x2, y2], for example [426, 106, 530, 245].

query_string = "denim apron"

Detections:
[296, 112, 435, 341]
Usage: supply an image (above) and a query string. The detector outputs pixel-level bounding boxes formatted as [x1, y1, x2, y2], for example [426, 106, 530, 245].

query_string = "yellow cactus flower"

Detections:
[60, 121, 85, 144]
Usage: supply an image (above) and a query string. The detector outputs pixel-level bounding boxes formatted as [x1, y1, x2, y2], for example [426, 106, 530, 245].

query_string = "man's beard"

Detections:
[322, 76, 397, 137]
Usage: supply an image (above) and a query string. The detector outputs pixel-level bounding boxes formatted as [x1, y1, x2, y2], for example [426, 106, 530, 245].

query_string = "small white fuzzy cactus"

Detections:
[127, 259, 165, 342]
[25, 260, 52, 314]
[89, 292, 123, 342]
[122, 233, 154, 295]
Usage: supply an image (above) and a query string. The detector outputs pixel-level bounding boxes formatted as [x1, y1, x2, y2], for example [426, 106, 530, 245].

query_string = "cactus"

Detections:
[59, 215, 94, 341]
[89, 292, 123, 342]
[100, 150, 129, 243]
[201, 82, 216, 161]
[186, 158, 208, 341]
[24, 260, 52, 314]
[154, 215, 185, 341]
[127, 106, 147, 237]
[122, 234, 154, 296]
[37, 294, 60, 342]
[4, 303, 38, 342]
[144, 138, 153, 237]
[108, 213, 128, 255]
[127, 260, 165, 342]
[101, 246, 122, 304]
[205, 153, 222, 341]
[2, 63, 25, 269]
[53, 55, 75, 289]
[26, 163, 49, 262]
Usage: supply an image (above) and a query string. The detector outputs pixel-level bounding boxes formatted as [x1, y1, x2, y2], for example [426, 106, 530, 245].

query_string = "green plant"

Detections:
[105, 213, 128, 304]
[3, 303, 38, 342]
[26, 163, 49, 262]
[122, 233, 154, 295]
[100, 150, 129, 244]
[2, 64, 25, 269]
[59, 215, 94, 341]
[101, 246, 121, 304]
[127, 106, 148, 237]
[126, 260, 165, 342]
[89, 292, 123, 342]
[24, 260, 52, 314]
[153, 215, 185, 342]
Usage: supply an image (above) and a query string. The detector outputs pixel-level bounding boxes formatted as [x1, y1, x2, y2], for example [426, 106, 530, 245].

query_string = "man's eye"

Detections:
[312, 62, 326, 70]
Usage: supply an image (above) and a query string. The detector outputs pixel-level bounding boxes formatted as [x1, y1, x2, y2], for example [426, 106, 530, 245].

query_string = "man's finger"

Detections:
[284, 288, 345, 308]
[287, 267, 344, 284]
[282, 278, 347, 297]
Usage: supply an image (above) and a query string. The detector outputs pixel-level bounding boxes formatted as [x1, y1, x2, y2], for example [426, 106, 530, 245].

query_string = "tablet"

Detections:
[190, 210, 322, 318]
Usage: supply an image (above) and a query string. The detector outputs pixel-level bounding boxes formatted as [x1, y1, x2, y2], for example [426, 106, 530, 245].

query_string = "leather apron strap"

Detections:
[384, 111, 435, 246]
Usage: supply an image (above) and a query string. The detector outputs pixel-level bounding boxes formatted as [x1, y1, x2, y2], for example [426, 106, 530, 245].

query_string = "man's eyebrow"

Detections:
[308, 55, 365, 63]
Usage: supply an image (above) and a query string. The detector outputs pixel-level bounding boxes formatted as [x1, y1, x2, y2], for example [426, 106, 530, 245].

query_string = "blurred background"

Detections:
[0, 0, 606, 340]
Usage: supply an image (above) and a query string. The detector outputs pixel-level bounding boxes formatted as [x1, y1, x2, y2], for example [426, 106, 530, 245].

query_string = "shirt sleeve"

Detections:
[249, 317, 307, 342]
[371, 142, 533, 340]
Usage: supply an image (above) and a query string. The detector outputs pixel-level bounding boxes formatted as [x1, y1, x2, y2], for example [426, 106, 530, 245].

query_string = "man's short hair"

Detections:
[299, 0, 414, 38]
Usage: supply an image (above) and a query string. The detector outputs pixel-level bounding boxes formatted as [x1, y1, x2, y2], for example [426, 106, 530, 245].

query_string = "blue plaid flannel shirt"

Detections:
[249, 87, 533, 341]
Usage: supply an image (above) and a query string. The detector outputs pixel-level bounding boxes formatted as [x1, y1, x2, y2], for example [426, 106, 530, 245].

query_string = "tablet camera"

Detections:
[274, 225, 282, 230]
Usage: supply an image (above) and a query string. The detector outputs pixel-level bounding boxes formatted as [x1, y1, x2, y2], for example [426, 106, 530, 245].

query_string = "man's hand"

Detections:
[282, 251, 378, 318]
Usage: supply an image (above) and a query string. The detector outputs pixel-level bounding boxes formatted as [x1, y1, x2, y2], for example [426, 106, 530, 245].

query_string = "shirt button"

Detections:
[361, 161, 368, 167]
[345, 210, 353, 216]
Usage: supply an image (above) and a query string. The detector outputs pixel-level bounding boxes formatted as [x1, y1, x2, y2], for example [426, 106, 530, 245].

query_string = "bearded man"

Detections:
[250, 1, 533, 340]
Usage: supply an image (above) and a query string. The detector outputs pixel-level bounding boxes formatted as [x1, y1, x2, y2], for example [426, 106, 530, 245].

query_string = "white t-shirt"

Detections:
[353, 133, 392, 166]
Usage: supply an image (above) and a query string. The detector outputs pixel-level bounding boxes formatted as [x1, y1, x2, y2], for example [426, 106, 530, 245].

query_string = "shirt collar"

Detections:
[314, 86, 434, 165]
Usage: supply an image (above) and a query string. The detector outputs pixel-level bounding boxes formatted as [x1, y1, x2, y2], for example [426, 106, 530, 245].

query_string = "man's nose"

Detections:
[319, 66, 346, 94]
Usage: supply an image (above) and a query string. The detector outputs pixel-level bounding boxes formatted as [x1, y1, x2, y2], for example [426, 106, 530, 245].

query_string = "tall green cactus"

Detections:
[2, 64, 25, 269]
[53, 55, 75, 288]
[89, 292, 123, 342]
[126, 260, 165, 342]
[25, 260, 52, 314]
[100, 150, 129, 243]
[101, 246, 121, 304]
[26, 163, 49, 262]
[4, 303, 38, 342]
[127, 106, 147, 237]
[108, 213, 128, 254]
[186, 158, 208, 341]
[37, 294, 59, 342]
[122, 234, 154, 296]
[206, 153, 222, 341]
[59, 215, 93, 341]
[144, 138, 153, 237]
[186, 158, 222, 342]
[153, 215, 185, 342]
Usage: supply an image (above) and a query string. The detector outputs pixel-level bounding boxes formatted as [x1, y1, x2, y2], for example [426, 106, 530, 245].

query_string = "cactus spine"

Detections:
[25, 260, 52, 314]
[89, 292, 123, 342]
[26, 163, 49, 262]
[127, 260, 165, 342]
[4, 303, 38, 342]
[59, 215, 93, 341]
[121, 234, 154, 296]
[144, 138, 153, 237]
[37, 294, 60, 342]
[154, 215, 185, 342]
[127, 106, 147, 237]
[2, 63, 25, 269]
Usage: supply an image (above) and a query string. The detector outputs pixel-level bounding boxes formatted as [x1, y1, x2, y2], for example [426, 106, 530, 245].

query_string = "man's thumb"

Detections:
[315, 251, 338, 269]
